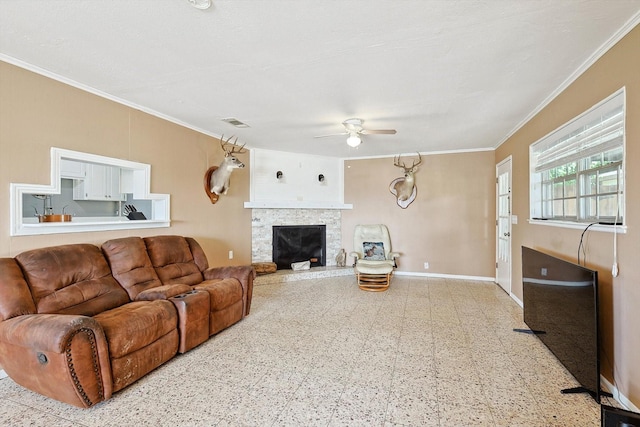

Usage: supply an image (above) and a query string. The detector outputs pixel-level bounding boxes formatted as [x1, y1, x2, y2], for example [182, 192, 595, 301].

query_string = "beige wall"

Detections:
[0, 61, 252, 265]
[342, 151, 496, 277]
[496, 25, 640, 407]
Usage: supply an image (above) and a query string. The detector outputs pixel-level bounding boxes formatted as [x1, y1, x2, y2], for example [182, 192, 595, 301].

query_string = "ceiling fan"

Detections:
[314, 118, 397, 147]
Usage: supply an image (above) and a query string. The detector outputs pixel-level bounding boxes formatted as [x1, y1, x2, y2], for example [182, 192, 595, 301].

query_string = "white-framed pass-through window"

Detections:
[530, 89, 625, 227]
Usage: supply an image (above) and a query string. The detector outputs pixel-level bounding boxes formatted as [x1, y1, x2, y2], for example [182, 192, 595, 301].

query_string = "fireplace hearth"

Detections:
[272, 225, 326, 270]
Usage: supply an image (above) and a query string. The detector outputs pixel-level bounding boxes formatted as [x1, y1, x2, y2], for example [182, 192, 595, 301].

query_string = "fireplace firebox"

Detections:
[272, 225, 326, 270]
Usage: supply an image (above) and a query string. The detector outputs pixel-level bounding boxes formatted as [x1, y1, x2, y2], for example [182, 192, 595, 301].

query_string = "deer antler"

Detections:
[394, 153, 422, 172]
[220, 135, 247, 156]
[410, 152, 422, 171]
[393, 155, 408, 170]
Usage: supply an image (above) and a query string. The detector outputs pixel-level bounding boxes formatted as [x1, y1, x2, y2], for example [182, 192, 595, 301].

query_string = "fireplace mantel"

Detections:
[244, 201, 352, 209]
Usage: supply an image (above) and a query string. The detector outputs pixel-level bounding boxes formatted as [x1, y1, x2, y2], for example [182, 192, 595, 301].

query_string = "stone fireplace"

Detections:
[251, 208, 342, 267]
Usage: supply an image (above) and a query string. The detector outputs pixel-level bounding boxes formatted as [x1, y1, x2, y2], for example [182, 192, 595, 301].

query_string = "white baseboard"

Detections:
[395, 271, 495, 282]
[601, 375, 640, 412]
[510, 293, 523, 308]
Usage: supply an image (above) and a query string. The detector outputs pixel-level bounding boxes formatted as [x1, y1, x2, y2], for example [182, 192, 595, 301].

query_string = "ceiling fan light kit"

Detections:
[315, 118, 396, 147]
[347, 134, 362, 147]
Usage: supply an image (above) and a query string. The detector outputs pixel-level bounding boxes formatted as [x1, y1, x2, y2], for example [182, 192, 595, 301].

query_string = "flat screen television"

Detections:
[601, 404, 640, 426]
[521, 246, 601, 402]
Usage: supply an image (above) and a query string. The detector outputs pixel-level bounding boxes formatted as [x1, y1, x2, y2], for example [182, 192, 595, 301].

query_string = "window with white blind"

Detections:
[530, 89, 625, 225]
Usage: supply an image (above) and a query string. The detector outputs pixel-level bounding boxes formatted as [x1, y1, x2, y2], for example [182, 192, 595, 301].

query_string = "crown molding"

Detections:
[495, 12, 640, 149]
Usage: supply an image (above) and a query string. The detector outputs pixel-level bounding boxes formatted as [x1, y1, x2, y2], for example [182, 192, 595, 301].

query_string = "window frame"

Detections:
[529, 89, 626, 233]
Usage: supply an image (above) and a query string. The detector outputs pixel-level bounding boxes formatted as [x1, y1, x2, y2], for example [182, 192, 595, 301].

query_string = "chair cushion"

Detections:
[363, 242, 386, 260]
[355, 262, 394, 275]
[93, 300, 177, 359]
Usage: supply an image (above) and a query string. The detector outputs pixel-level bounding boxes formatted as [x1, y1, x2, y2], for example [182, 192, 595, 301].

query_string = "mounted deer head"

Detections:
[203, 135, 247, 204]
[389, 152, 422, 208]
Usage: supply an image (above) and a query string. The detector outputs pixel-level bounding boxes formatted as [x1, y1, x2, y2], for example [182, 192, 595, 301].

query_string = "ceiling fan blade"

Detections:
[313, 132, 348, 138]
[360, 129, 397, 135]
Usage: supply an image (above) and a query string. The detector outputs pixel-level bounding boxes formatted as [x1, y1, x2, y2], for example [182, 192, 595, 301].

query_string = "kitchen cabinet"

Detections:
[60, 159, 86, 179]
[73, 164, 125, 201]
[12, 148, 171, 236]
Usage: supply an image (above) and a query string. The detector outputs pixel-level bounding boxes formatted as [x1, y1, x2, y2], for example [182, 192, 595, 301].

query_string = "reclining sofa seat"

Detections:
[102, 235, 254, 338]
[0, 244, 179, 408]
[145, 235, 254, 335]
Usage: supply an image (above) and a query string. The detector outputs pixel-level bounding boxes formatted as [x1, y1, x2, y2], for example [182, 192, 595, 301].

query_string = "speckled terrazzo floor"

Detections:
[0, 275, 602, 426]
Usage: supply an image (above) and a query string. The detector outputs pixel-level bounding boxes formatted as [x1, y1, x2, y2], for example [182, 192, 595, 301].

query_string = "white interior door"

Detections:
[496, 157, 512, 294]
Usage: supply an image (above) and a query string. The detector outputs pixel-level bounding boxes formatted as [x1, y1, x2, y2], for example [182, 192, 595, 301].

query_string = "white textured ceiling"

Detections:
[1, 1, 640, 158]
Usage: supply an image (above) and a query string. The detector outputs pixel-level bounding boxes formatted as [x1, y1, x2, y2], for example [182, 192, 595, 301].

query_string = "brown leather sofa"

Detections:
[0, 235, 255, 408]
[102, 235, 254, 343]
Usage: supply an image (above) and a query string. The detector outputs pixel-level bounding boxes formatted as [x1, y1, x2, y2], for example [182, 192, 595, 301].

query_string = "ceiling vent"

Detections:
[221, 117, 250, 128]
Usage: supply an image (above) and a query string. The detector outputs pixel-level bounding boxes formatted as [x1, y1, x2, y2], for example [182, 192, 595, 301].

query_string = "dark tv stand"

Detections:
[513, 328, 546, 335]
[561, 386, 612, 401]
[562, 386, 595, 397]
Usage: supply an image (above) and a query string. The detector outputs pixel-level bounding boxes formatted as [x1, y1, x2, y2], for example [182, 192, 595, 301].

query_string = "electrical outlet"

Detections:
[424, 262, 429, 269]
[228, 250, 233, 260]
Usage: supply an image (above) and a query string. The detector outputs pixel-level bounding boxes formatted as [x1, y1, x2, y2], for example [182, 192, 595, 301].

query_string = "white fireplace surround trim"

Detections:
[244, 201, 352, 209]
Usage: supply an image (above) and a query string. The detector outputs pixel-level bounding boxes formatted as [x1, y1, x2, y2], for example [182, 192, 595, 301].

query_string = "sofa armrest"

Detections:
[0, 314, 112, 408]
[203, 266, 255, 316]
[135, 284, 192, 301]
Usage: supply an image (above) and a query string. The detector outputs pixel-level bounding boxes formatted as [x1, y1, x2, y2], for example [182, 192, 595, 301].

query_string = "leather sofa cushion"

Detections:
[194, 278, 242, 311]
[93, 300, 177, 359]
[15, 244, 129, 316]
[144, 236, 203, 286]
[101, 237, 164, 300]
[111, 329, 178, 393]
[185, 237, 209, 272]
[0, 258, 36, 321]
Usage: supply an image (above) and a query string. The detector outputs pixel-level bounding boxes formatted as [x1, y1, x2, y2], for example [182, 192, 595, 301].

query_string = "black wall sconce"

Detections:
[318, 174, 325, 183]
[276, 171, 283, 180]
